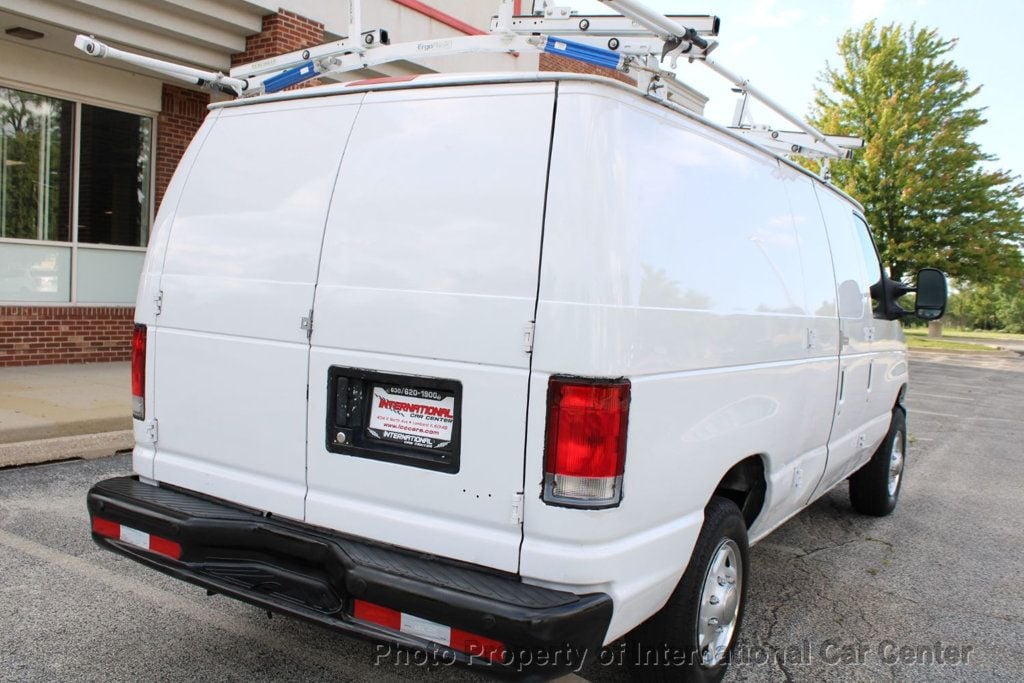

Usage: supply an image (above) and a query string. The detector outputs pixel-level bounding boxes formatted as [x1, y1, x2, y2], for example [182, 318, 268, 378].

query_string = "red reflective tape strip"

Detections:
[149, 535, 182, 560]
[91, 517, 180, 560]
[346, 75, 417, 87]
[513, 0, 523, 14]
[353, 600, 505, 662]
[92, 517, 120, 539]
[450, 628, 505, 663]
[391, 0, 485, 36]
[353, 600, 402, 630]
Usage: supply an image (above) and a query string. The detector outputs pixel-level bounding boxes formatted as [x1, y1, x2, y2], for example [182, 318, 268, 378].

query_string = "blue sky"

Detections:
[568, 0, 1021, 181]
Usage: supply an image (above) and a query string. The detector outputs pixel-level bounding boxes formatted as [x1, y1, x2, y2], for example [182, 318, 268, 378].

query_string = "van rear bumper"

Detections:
[86, 476, 612, 673]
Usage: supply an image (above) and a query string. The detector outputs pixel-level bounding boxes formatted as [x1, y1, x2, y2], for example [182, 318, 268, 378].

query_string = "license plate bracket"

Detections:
[326, 367, 462, 474]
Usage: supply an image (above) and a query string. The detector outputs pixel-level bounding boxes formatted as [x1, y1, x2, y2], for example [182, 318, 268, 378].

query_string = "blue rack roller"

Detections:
[264, 61, 319, 93]
[542, 36, 624, 72]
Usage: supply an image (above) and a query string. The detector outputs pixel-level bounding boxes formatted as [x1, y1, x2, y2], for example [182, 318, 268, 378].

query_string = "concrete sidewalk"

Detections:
[0, 362, 132, 467]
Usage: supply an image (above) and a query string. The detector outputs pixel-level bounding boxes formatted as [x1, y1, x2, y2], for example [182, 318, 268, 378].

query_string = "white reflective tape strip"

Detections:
[119, 525, 150, 550]
[399, 613, 451, 646]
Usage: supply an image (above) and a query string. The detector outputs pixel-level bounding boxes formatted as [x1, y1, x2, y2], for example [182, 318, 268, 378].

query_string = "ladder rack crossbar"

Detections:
[74, 35, 247, 95]
[704, 59, 843, 157]
[490, 14, 719, 37]
[229, 30, 389, 80]
[728, 128, 863, 160]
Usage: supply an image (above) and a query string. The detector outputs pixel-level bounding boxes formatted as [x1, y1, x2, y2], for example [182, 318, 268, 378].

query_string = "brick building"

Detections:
[0, 0, 705, 366]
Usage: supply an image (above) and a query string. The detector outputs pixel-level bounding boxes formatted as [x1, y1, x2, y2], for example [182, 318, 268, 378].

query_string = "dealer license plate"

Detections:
[366, 384, 456, 451]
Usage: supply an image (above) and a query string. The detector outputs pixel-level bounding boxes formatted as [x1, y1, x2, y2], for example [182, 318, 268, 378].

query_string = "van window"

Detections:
[816, 189, 869, 319]
[779, 168, 837, 317]
[851, 214, 883, 287]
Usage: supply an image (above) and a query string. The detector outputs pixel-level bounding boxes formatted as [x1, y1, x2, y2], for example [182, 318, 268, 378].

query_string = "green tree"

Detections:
[811, 22, 1024, 283]
[947, 283, 999, 329]
[945, 279, 1024, 331]
[988, 279, 1024, 332]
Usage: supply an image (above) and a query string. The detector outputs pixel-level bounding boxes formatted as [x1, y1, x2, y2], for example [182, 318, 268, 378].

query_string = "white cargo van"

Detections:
[86, 71, 947, 679]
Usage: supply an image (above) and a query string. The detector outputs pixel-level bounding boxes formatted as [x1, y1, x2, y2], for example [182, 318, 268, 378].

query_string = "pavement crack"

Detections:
[797, 537, 861, 559]
[862, 536, 895, 550]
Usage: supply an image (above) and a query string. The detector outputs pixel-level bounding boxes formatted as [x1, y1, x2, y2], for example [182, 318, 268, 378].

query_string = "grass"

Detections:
[903, 326, 1024, 341]
[904, 335, 998, 352]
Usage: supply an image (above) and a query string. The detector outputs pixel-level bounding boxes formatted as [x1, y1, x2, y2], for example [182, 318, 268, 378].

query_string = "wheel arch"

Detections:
[896, 382, 908, 410]
[712, 454, 767, 529]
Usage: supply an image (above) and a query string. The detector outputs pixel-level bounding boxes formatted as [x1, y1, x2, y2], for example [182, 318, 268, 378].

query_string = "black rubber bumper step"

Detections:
[87, 476, 612, 672]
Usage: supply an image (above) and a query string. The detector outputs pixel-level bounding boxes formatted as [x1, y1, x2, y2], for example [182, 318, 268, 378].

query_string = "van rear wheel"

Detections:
[849, 407, 907, 516]
[627, 496, 749, 682]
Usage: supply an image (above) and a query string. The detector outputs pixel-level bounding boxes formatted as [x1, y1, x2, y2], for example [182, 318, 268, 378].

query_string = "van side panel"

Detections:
[305, 84, 556, 572]
[521, 83, 841, 641]
[151, 96, 364, 519]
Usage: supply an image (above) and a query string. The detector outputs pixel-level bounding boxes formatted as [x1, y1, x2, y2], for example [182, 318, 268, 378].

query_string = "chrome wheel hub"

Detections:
[888, 430, 905, 497]
[697, 538, 742, 667]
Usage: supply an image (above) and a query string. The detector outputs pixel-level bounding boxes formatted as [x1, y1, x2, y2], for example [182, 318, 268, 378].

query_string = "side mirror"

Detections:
[914, 267, 947, 320]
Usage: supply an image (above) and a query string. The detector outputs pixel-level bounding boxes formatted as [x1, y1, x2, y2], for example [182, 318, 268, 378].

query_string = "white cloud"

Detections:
[850, 0, 888, 24]
[731, 0, 805, 29]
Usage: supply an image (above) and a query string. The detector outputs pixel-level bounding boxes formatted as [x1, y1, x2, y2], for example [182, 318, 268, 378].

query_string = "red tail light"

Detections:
[131, 324, 146, 420]
[543, 377, 630, 507]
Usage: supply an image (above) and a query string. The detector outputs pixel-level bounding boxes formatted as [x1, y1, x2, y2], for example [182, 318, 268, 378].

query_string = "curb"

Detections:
[0, 417, 132, 446]
[0, 430, 133, 469]
[908, 347, 1016, 357]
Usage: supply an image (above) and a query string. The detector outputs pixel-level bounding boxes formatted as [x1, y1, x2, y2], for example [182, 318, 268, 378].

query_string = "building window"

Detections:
[78, 104, 152, 247]
[0, 85, 153, 304]
[0, 87, 73, 242]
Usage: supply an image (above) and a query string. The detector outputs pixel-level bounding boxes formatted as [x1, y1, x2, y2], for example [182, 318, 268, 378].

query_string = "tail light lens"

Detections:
[131, 324, 146, 420]
[543, 376, 630, 507]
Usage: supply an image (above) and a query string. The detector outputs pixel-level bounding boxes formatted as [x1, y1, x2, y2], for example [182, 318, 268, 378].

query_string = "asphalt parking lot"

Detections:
[1, 352, 1021, 682]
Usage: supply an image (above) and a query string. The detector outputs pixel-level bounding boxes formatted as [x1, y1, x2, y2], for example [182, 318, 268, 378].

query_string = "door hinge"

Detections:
[522, 321, 535, 354]
[511, 492, 524, 525]
[153, 290, 163, 316]
[301, 310, 313, 338]
[142, 419, 158, 444]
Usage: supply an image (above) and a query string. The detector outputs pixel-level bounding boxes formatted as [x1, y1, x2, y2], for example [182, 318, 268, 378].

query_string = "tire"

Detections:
[627, 496, 749, 683]
[849, 407, 907, 516]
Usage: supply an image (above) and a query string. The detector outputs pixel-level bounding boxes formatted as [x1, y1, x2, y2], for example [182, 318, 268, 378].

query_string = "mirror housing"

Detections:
[914, 267, 948, 321]
[871, 274, 912, 321]
[871, 268, 948, 321]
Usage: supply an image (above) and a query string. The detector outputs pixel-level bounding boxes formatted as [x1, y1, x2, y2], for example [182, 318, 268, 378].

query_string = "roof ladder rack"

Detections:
[71, 0, 862, 170]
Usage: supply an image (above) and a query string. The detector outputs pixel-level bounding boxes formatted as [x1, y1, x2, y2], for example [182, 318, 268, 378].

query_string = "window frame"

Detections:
[0, 79, 156, 306]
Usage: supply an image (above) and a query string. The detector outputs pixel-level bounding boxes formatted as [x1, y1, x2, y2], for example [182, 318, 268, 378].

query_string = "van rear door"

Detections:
[305, 83, 556, 573]
[151, 96, 363, 520]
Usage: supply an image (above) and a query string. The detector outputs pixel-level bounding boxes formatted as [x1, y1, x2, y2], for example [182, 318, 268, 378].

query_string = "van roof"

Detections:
[210, 70, 863, 212]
